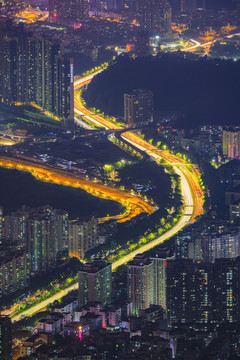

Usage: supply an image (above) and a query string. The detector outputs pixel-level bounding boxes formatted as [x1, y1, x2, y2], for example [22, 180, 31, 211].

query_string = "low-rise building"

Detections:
[20, 333, 52, 358]
[108, 306, 122, 327]
[80, 312, 103, 331]
[230, 201, 240, 221]
[63, 322, 90, 339]
[54, 299, 79, 315]
[36, 312, 71, 335]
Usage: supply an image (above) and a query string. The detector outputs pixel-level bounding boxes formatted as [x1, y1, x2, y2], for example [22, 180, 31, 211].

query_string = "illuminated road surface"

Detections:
[9, 69, 204, 322]
[122, 132, 203, 220]
[12, 283, 78, 322]
[10, 146, 195, 322]
[0, 155, 154, 224]
[183, 32, 240, 52]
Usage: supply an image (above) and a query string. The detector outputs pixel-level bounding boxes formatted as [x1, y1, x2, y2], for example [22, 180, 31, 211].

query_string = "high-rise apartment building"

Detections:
[151, 254, 168, 309]
[0, 316, 12, 360]
[166, 259, 212, 324]
[223, 128, 240, 159]
[166, 257, 240, 324]
[138, 0, 172, 34]
[4, 208, 29, 249]
[49, 0, 89, 23]
[31, 38, 74, 123]
[126, 254, 153, 316]
[78, 260, 112, 307]
[175, 228, 240, 263]
[0, 22, 37, 105]
[0, 22, 74, 124]
[124, 89, 153, 126]
[202, 231, 240, 262]
[27, 207, 69, 272]
[138, 0, 154, 32]
[27, 216, 57, 273]
[126, 253, 171, 315]
[155, 0, 172, 33]
[0, 251, 30, 297]
[69, 218, 98, 260]
[0, 22, 20, 104]
[214, 257, 240, 323]
[55, 211, 69, 253]
[3, 206, 69, 273]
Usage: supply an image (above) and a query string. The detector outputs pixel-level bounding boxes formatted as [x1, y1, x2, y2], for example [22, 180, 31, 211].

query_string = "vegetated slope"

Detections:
[83, 53, 240, 127]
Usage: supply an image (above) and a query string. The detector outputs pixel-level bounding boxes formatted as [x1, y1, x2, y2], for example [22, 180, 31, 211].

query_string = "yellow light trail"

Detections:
[0, 155, 154, 224]
[5, 67, 205, 323]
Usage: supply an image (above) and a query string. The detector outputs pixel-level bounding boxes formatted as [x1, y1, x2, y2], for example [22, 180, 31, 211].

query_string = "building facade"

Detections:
[202, 231, 240, 262]
[175, 228, 240, 263]
[138, 0, 172, 34]
[124, 89, 153, 126]
[166, 259, 212, 324]
[223, 129, 240, 159]
[126, 254, 153, 316]
[166, 257, 240, 324]
[0, 316, 12, 360]
[0, 22, 74, 124]
[49, 0, 89, 24]
[151, 255, 168, 309]
[78, 260, 112, 307]
[69, 218, 98, 260]
[3, 206, 69, 273]
[213, 258, 240, 323]
[0, 251, 30, 297]
[127, 253, 171, 315]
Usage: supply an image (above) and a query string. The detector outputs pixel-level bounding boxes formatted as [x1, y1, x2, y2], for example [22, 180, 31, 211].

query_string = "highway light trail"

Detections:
[122, 131, 203, 220]
[183, 32, 240, 52]
[0, 155, 155, 225]
[74, 73, 203, 219]
[4, 69, 204, 323]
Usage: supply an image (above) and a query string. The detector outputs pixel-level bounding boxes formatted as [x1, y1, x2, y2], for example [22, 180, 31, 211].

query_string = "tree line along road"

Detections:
[10, 70, 203, 322]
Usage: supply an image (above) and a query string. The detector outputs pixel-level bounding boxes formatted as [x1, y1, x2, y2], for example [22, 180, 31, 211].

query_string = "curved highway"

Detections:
[0, 155, 155, 224]
[183, 32, 240, 52]
[9, 69, 204, 322]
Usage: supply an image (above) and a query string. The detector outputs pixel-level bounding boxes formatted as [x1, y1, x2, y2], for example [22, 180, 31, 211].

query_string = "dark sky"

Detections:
[207, 0, 236, 9]
[170, 0, 236, 10]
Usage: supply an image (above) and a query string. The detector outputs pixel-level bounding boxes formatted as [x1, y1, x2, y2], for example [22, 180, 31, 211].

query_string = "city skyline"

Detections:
[0, 0, 240, 359]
